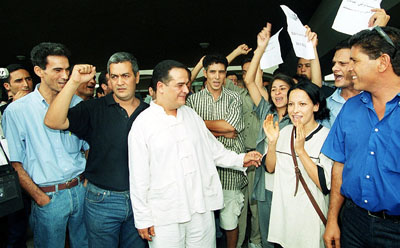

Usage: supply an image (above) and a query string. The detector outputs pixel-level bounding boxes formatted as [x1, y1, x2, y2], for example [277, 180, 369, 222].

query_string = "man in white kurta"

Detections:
[128, 60, 261, 248]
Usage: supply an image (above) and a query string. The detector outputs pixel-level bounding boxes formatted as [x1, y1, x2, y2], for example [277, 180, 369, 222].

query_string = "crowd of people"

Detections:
[0, 7, 399, 248]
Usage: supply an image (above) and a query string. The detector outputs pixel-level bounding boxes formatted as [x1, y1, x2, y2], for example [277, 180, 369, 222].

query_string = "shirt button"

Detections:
[364, 200, 368, 203]
[370, 151, 375, 155]
[374, 128, 379, 132]
[366, 175, 370, 179]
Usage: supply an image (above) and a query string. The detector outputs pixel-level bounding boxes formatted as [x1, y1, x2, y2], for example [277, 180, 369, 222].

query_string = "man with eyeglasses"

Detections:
[322, 25, 400, 248]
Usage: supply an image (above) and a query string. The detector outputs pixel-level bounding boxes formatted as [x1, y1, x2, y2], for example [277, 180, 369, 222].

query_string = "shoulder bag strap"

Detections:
[290, 126, 327, 226]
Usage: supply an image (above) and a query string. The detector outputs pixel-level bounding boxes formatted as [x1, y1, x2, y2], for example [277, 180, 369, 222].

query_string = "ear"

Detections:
[3, 83, 10, 91]
[156, 81, 164, 94]
[377, 53, 391, 73]
[135, 72, 140, 84]
[100, 84, 107, 91]
[203, 69, 208, 78]
[33, 65, 43, 78]
[313, 103, 319, 113]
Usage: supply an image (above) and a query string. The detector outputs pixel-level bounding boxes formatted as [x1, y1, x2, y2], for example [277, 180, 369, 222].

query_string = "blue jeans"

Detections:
[341, 199, 400, 248]
[84, 182, 146, 248]
[30, 181, 87, 248]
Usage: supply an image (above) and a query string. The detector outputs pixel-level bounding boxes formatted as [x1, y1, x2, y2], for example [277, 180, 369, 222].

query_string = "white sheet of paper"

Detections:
[281, 5, 315, 60]
[332, 0, 381, 35]
[260, 28, 283, 70]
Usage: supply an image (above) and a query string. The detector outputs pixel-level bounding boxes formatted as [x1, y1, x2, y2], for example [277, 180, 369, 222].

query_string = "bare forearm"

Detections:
[327, 162, 345, 223]
[244, 48, 265, 106]
[310, 47, 322, 87]
[12, 162, 49, 205]
[44, 80, 78, 130]
[298, 151, 322, 190]
[265, 144, 277, 173]
[255, 66, 269, 102]
[191, 59, 204, 82]
[205, 120, 235, 133]
[226, 50, 241, 64]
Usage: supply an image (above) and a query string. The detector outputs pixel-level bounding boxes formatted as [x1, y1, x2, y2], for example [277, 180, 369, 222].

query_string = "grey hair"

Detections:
[107, 52, 139, 74]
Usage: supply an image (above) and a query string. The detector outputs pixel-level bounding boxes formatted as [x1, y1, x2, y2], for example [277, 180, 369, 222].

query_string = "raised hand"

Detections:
[368, 8, 390, 27]
[235, 44, 252, 56]
[294, 122, 306, 155]
[69, 64, 96, 86]
[263, 114, 279, 145]
[305, 25, 318, 47]
[12, 90, 29, 102]
[257, 22, 272, 50]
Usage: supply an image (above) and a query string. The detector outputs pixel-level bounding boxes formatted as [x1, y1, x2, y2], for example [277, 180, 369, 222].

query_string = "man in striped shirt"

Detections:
[186, 54, 246, 248]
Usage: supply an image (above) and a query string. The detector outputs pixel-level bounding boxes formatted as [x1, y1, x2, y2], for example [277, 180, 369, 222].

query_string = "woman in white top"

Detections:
[263, 80, 333, 248]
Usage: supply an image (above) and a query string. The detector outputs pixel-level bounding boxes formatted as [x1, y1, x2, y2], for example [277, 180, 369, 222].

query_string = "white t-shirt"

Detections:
[267, 124, 333, 248]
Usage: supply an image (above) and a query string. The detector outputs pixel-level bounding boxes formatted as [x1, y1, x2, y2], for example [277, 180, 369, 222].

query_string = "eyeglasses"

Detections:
[373, 26, 397, 58]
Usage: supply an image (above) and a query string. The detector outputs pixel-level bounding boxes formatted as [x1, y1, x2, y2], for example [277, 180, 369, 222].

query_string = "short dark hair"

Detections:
[349, 26, 400, 76]
[95, 85, 104, 98]
[98, 71, 108, 86]
[151, 60, 191, 92]
[292, 74, 308, 83]
[288, 79, 330, 121]
[203, 54, 228, 71]
[0, 64, 27, 84]
[226, 71, 238, 77]
[107, 52, 139, 75]
[30, 42, 71, 69]
[335, 38, 351, 52]
[267, 73, 295, 112]
[241, 57, 252, 68]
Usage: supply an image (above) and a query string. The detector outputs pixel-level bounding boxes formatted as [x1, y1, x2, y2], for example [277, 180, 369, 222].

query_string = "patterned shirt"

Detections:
[186, 87, 247, 190]
[225, 80, 260, 150]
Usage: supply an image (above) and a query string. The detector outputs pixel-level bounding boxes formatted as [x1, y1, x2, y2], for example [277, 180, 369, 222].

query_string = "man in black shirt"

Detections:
[44, 52, 148, 248]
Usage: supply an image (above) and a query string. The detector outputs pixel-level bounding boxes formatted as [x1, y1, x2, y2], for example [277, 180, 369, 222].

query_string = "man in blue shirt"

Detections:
[322, 26, 400, 248]
[322, 39, 360, 128]
[322, 9, 390, 128]
[2, 42, 91, 248]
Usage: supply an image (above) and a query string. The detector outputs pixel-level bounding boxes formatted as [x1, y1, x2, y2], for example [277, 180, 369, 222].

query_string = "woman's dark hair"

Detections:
[288, 79, 330, 121]
[267, 73, 295, 112]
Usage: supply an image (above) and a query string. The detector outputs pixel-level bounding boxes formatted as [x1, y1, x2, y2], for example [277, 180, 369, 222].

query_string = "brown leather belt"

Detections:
[39, 174, 84, 193]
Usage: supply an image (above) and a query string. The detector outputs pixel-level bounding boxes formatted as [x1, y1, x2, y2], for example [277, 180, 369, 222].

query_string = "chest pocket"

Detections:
[61, 130, 84, 154]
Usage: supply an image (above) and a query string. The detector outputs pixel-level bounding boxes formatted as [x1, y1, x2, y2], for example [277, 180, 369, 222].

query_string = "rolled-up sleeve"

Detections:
[224, 93, 244, 133]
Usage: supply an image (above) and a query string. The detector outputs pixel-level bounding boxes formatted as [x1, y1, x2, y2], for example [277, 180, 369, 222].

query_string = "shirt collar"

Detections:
[32, 84, 48, 107]
[360, 91, 371, 104]
[204, 86, 225, 101]
[104, 93, 118, 106]
[331, 88, 346, 104]
[150, 101, 183, 122]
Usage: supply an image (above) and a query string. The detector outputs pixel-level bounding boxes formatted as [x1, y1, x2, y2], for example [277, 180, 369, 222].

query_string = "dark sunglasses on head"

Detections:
[373, 26, 398, 58]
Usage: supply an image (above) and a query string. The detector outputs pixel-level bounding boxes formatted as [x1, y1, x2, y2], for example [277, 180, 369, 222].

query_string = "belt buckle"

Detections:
[368, 210, 385, 219]
[65, 178, 74, 189]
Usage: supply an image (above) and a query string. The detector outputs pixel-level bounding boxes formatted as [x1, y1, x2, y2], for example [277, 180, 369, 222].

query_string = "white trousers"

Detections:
[149, 211, 216, 248]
